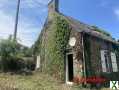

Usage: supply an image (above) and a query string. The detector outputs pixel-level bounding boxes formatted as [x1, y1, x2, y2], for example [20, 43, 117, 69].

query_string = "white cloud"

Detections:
[0, 11, 14, 39]
[0, 10, 41, 47]
[0, 0, 50, 47]
[22, 0, 50, 8]
[0, 0, 50, 9]
[114, 9, 119, 20]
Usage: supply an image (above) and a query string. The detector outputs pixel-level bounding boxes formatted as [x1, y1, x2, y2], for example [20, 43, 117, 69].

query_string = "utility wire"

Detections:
[13, 0, 48, 42]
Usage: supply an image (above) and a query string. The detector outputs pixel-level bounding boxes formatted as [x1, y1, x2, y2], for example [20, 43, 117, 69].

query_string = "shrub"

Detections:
[0, 36, 29, 72]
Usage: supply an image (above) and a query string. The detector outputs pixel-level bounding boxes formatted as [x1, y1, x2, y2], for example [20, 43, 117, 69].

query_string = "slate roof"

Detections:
[59, 13, 119, 45]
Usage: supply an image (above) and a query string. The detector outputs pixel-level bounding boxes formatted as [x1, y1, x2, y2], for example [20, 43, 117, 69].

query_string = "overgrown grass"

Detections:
[0, 72, 71, 90]
[0, 72, 109, 90]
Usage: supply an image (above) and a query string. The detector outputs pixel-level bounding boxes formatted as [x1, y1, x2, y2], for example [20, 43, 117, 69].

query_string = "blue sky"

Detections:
[60, 0, 119, 39]
[0, 0, 119, 47]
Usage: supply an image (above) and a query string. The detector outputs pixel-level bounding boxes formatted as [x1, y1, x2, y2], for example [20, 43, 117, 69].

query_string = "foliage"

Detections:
[32, 39, 40, 55]
[21, 47, 33, 57]
[0, 37, 19, 59]
[49, 15, 71, 79]
[101, 72, 119, 88]
[0, 36, 34, 72]
[0, 73, 78, 90]
[0, 73, 109, 90]
[83, 34, 93, 77]
[92, 26, 111, 37]
[0, 37, 21, 71]
[37, 14, 71, 80]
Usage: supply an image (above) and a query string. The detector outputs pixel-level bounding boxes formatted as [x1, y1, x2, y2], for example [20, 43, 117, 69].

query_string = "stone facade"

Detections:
[35, 0, 119, 83]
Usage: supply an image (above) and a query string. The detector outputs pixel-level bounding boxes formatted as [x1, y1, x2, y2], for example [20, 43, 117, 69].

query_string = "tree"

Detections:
[0, 36, 21, 71]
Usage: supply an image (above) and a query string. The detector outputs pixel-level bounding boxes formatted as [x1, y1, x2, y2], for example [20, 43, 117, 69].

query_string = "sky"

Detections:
[0, 0, 119, 47]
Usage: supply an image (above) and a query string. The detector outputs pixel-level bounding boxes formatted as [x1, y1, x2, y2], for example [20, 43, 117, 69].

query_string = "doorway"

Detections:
[66, 53, 74, 83]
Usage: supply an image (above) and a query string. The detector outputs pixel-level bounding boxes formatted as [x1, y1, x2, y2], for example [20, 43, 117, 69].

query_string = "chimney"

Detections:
[48, 0, 59, 13]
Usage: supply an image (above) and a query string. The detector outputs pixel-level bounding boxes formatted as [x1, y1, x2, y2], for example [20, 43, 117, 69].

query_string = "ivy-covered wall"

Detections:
[33, 11, 119, 82]
[83, 34, 93, 77]
[37, 13, 71, 80]
[90, 35, 103, 76]
[85, 34, 119, 82]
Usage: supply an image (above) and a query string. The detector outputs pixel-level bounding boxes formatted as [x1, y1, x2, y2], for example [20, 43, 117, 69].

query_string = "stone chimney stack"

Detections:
[48, 0, 59, 13]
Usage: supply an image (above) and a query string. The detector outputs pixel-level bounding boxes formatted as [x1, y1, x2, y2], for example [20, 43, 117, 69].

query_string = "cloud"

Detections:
[0, 0, 50, 10]
[0, 11, 14, 39]
[0, 0, 50, 47]
[22, 0, 50, 8]
[0, 10, 41, 47]
[114, 8, 119, 20]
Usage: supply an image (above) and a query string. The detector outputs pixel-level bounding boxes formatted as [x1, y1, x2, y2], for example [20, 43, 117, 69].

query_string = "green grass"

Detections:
[0, 72, 109, 90]
[0, 72, 71, 90]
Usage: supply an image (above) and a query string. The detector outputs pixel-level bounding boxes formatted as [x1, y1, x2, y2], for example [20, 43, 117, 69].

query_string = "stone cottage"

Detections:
[34, 0, 119, 84]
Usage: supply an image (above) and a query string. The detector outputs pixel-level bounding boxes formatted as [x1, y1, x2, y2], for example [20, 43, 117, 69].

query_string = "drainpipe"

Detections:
[82, 32, 87, 85]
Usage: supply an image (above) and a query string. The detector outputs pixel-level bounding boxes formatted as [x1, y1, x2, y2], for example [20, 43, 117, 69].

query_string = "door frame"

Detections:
[65, 52, 74, 85]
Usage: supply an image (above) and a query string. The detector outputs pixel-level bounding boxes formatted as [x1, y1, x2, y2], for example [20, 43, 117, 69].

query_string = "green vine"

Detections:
[54, 16, 71, 79]
[83, 34, 94, 77]
[36, 14, 71, 80]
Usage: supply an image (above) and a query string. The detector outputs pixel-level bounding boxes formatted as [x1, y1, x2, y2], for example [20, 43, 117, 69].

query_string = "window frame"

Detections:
[100, 50, 112, 73]
[111, 52, 118, 72]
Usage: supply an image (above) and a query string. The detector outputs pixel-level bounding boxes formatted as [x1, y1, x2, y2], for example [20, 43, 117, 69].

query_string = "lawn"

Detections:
[0, 72, 109, 90]
[0, 72, 74, 90]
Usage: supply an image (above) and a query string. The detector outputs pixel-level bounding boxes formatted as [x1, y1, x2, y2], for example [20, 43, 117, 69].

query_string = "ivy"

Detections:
[35, 14, 71, 80]
[83, 34, 94, 77]
[52, 16, 71, 79]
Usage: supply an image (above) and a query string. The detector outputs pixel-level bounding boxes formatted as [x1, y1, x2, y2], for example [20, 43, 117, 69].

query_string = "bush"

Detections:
[0, 36, 34, 72]
[22, 57, 35, 71]
[0, 58, 25, 72]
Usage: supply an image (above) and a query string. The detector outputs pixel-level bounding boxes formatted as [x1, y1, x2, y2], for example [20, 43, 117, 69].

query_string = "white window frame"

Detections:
[111, 52, 118, 72]
[101, 50, 111, 73]
[101, 50, 107, 72]
[65, 52, 74, 85]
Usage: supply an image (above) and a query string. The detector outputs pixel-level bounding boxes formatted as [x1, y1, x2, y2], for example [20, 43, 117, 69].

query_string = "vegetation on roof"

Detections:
[92, 26, 111, 37]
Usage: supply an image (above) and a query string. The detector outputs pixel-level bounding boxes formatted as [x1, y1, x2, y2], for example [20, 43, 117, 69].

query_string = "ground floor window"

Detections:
[100, 50, 118, 73]
[111, 52, 118, 72]
[101, 50, 111, 72]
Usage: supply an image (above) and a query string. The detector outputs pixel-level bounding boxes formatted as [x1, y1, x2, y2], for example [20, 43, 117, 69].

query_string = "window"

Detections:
[101, 50, 111, 72]
[111, 52, 118, 72]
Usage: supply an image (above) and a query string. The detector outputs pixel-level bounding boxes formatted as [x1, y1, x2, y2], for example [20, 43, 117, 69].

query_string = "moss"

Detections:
[92, 26, 111, 37]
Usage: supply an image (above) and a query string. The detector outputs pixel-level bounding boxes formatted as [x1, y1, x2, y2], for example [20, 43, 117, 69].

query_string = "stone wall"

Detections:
[66, 30, 84, 78]
[89, 34, 119, 80]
